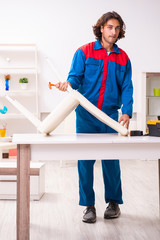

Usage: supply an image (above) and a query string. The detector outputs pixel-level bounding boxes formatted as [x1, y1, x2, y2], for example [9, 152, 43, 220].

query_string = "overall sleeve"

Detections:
[67, 48, 86, 90]
[121, 59, 133, 118]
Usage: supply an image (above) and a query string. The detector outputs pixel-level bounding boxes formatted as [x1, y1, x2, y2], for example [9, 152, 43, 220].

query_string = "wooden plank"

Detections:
[17, 144, 30, 240]
[0, 168, 39, 176]
[146, 72, 160, 77]
[0, 168, 17, 175]
[0, 180, 17, 182]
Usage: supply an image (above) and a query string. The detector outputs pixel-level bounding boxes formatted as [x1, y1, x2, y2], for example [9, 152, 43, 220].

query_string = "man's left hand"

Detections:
[118, 114, 130, 129]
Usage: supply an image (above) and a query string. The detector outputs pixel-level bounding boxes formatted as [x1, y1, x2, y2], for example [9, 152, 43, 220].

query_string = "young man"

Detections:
[56, 11, 133, 223]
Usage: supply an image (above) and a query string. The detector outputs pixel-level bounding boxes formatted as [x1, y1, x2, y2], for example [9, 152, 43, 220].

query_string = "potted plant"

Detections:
[19, 77, 29, 90]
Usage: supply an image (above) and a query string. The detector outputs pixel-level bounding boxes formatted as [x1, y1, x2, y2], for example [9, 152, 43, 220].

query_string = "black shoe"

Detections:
[82, 206, 96, 223]
[104, 201, 121, 219]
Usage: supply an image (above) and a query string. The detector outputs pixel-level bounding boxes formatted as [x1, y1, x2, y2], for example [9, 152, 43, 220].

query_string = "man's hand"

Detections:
[118, 114, 130, 129]
[55, 81, 71, 92]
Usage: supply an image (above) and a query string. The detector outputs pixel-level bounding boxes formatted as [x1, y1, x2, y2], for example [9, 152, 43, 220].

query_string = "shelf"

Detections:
[0, 137, 12, 142]
[146, 96, 160, 99]
[146, 72, 160, 77]
[0, 90, 36, 97]
[0, 44, 36, 51]
[0, 68, 36, 74]
[146, 115, 159, 117]
[0, 113, 38, 119]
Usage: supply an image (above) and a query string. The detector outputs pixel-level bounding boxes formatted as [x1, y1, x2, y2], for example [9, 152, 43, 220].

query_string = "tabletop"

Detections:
[12, 133, 160, 144]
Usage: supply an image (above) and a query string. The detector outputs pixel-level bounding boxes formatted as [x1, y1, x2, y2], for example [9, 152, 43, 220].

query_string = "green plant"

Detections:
[19, 77, 28, 83]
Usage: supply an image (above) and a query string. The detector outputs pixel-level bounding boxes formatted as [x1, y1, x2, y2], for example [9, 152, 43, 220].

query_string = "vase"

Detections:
[0, 129, 6, 137]
[20, 83, 28, 90]
[5, 80, 9, 90]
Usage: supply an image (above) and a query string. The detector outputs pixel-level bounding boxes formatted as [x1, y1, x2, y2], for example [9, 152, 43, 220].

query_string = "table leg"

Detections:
[17, 144, 30, 240]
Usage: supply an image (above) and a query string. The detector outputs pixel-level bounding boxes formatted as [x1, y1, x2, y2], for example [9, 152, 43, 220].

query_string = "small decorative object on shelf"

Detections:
[0, 129, 6, 137]
[0, 121, 7, 137]
[4, 74, 11, 91]
[19, 77, 29, 90]
[0, 106, 7, 114]
[154, 88, 160, 96]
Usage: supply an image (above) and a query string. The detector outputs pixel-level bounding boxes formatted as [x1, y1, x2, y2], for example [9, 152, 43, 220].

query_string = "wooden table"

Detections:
[12, 133, 160, 240]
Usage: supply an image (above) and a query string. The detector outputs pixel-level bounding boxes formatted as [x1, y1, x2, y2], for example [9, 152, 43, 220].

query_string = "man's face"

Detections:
[101, 18, 120, 45]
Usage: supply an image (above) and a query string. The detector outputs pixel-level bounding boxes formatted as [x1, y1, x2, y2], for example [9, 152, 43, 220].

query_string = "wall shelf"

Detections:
[0, 43, 39, 137]
[0, 113, 38, 119]
[137, 72, 160, 133]
[146, 96, 160, 98]
[0, 68, 36, 74]
[0, 90, 36, 97]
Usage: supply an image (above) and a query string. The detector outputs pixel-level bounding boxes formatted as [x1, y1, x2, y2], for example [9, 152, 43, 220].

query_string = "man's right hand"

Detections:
[55, 81, 71, 92]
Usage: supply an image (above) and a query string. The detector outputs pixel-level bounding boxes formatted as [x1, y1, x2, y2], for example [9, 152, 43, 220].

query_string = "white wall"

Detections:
[0, 0, 160, 114]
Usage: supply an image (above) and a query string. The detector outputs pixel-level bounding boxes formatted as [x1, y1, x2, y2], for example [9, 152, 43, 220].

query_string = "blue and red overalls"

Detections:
[67, 40, 133, 206]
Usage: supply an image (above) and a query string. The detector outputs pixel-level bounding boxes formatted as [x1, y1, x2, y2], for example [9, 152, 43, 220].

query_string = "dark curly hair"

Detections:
[93, 11, 126, 42]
